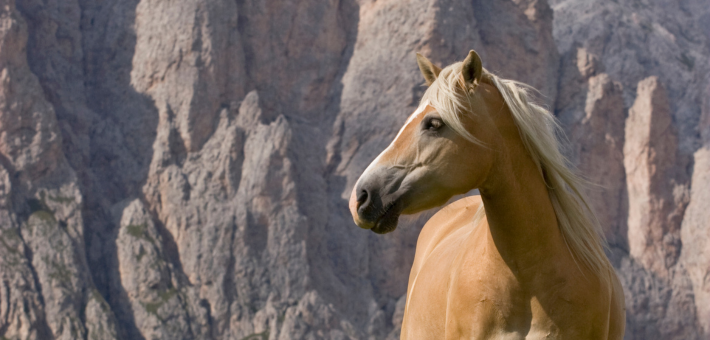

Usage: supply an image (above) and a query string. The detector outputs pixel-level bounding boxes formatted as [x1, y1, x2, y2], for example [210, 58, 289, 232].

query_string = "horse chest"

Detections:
[402, 220, 596, 339]
[403, 226, 527, 338]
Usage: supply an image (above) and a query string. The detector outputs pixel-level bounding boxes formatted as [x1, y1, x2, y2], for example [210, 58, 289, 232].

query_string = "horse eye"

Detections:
[424, 118, 444, 131]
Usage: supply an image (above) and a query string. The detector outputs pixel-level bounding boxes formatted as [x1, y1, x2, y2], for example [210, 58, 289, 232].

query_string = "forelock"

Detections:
[420, 62, 483, 145]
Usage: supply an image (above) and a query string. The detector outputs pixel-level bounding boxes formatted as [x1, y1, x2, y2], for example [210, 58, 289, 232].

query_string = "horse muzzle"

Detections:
[349, 168, 405, 234]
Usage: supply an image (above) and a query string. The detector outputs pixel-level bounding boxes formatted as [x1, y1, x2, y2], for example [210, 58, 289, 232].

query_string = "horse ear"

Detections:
[462, 50, 483, 85]
[416, 53, 441, 86]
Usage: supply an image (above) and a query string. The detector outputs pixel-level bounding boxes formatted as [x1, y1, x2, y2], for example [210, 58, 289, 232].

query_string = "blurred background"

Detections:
[0, 0, 708, 338]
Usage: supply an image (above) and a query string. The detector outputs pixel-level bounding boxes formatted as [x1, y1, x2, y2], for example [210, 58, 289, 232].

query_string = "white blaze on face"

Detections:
[350, 100, 431, 221]
[357, 100, 430, 183]
[395, 99, 430, 141]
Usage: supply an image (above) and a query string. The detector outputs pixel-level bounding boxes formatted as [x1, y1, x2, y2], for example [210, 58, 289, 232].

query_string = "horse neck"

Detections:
[478, 110, 567, 273]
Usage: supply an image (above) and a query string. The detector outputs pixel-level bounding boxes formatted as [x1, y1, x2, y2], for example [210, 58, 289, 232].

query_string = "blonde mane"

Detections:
[421, 62, 610, 277]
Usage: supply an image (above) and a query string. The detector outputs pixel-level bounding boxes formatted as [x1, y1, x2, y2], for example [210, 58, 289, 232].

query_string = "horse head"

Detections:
[349, 50, 514, 234]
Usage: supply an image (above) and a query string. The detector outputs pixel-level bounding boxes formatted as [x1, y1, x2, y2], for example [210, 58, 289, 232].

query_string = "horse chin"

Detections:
[371, 207, 401, 234]
[371, 215, 399, 234]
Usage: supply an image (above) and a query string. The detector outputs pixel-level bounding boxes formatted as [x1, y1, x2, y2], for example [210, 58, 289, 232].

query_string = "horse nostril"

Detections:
[357, 189, 369, 206]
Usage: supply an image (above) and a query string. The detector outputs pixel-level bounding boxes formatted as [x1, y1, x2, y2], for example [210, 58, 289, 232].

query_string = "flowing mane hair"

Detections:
[421, 62, 611, 277]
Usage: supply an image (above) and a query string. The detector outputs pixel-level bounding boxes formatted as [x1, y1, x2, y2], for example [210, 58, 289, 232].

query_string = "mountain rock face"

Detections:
[551, 0, 709, 338]
[0, 0, 707, 339]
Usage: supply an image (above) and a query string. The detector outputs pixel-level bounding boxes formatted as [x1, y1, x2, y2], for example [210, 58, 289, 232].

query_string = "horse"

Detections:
[348, 50, 625, 339]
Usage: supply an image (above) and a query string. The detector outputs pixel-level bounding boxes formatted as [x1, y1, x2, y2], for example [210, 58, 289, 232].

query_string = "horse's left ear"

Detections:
[462, 50, 483, 85]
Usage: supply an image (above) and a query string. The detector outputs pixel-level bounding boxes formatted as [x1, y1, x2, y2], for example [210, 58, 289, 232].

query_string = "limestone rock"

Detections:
[616, 254, 702, 340]
[556, 49, 627, 246]
[615, 76, 700, 339]
[113, 199, 204, 340]
[1, 0, 709, 338]
[577, 74, 626, 244]
[0, 164, 50, 340]
[551, 0, 710, 154]
[277, 291, 360, 340]
[84, 290, 120, 340]
[0, 1, 119, 339]
[680, 147, 710, 335]
[0, 3, 56, 338]
[130, 0, 243, 152]
[0, 2, 61, 185]
[624, 76, 687, 278]
[553, 0, 709, 337]
[21, 176, 90, 340]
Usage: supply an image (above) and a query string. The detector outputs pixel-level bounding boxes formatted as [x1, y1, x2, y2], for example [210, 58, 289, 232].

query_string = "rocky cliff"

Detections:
[0, 0, 707, 339]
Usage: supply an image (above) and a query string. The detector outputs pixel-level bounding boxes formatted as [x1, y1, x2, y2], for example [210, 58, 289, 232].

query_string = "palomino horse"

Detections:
[349, 50, 625, 339]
